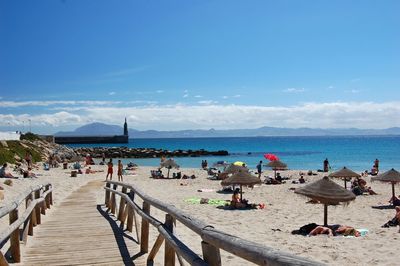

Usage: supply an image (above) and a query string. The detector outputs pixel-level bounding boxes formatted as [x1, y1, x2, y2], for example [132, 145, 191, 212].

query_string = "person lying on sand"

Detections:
[308, 225, 360, 237]
[85, 167, 103, 174]
[382, 206, 400, 228]
[0, 163, 16, 178]
[389, 196, 400, 206]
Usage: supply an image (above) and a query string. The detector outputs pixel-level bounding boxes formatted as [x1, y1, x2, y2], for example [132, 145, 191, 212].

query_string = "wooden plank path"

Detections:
[20, 180, 145, 266]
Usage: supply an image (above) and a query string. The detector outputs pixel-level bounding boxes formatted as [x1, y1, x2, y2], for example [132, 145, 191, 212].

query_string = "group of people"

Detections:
[351, 176, 377, 196]
[201, 160, 208, 169]
[105, 159, 124, 182]
[230, 188, 265, 209]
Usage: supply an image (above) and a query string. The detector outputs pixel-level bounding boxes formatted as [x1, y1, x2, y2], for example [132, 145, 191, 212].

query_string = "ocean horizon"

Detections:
[66, 135, 400, 172]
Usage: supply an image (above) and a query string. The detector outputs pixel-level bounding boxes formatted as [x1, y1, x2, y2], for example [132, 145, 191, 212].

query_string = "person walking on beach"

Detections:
[106, 159, 113, 181]
[256, 160, 263, 178]
[117, 160, 123, 182]
[323, 158, 329, 172]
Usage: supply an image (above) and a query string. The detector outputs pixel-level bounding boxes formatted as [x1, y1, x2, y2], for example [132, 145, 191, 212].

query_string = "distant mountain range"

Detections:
[55, 122, 400, 138]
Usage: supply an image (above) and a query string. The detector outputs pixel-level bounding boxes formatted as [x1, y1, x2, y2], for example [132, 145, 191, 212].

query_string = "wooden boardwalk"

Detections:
[20, 180, 145, 266]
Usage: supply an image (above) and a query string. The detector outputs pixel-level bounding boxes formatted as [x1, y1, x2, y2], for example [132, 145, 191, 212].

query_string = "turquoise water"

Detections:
[66, 136, 400, 171]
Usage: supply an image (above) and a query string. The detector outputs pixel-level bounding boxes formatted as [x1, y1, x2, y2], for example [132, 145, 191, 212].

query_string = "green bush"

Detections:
[0, 141, 42, 165]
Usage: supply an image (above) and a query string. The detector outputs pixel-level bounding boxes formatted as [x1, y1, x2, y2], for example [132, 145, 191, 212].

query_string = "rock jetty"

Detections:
[73, 147, 229, 159]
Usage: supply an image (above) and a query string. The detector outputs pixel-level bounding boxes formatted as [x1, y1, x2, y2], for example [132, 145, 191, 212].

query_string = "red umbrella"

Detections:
[264, 153, 279, 161]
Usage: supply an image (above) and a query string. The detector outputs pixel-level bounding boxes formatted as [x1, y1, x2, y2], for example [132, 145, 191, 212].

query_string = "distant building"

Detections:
[124, 118, 128, 136]
[0, 131, 21, 141]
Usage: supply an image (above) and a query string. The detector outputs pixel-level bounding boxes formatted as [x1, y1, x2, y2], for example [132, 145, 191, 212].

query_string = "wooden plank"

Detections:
[140, 201, 150, 253]
[201, 241, 221, 266]
[147, 233, 164, 262]
[164, 214, 175, 266]
[9, 210, 20, 263]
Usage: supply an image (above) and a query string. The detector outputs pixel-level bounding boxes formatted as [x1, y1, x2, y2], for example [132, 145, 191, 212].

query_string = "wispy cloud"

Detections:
[2, 102, 400, 131]
[283, 88, 305, 93]
[198, 100, 218, 105]
[105, 65, 150, 77]
[327, 85, 335, 89]
[156, 90, 164, 93]
[222, 96, 228, 99]
[194, 95, 203, 98]
[351, 78, 361, 83]
[233, 94, 241, 98]
[346, 89, 360, 94]
[109, 92, 116, 96]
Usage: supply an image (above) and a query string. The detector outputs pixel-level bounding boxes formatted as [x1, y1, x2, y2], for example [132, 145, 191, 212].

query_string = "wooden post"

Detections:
[147, 234, 164, 263]
[41, 200, 46, 215]
[34, 190, 41, 225]
[9, 209, 20, 263]
[0, 251, 9, 266]
[201, 241, 221, 266]
[392, 182, 396, 202]
[117, 187, 127, 221]
[140, 202, 150, 253]
[49, 188, 53, 205]
[164, 214, 175, 266]
[126, 190, 134, 232]
[105, 182, 110, 207]
[110, 192, 116, 214]
[323, 204, 328, 227]
[45, 185, 51, 209]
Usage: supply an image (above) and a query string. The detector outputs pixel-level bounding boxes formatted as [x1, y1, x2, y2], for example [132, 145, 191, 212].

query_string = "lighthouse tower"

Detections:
[123, 118, 128, 136]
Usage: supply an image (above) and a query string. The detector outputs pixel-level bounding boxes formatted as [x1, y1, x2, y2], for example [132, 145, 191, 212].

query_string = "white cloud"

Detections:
[284, 88, 305, 93]
[183, 94, 189, 98]
[347, 89, 360, 94]
[197, 100, 218, 105]
[327, 86, 335, 89]
[194, 95, 203, 98]
[2, 102, 400, 132]
[156, 90, 164, 93]
[109, 92, 116, 96]
[222, 96, 228, 99]
[233, 94, 241, 98]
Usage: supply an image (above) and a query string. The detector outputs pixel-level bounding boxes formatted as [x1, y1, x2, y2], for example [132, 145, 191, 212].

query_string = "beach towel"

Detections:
[185, 197, 228, 206]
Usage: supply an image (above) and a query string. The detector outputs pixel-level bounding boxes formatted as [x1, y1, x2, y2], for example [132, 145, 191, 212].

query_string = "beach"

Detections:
[0, 164, 399, 265]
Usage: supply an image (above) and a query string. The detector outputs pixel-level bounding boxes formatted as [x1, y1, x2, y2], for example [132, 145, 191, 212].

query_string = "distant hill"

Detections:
[55, 123, 124, 136]
[55, 123, 400, 138]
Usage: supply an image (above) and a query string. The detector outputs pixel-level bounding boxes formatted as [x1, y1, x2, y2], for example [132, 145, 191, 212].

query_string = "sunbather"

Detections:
[0, 163, 16, 178]
[381, 206, 400, 228]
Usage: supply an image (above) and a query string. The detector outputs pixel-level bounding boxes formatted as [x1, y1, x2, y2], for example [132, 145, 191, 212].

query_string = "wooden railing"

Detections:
[0, 183, 53, 265]
[104, 181, 323, 266]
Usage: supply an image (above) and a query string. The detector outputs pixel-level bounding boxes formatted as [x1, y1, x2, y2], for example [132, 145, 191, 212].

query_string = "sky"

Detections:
[1, 0, 399, 134]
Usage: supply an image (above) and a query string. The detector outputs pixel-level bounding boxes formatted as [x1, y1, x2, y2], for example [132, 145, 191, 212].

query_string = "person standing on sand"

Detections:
[374, 158, 379, 173]
[256, 160, 262, 178]
[25, 151, 32, 168]
[106, 159, 113, 181]
[117, 160, 123, 182]
[323, 158, 329, 172]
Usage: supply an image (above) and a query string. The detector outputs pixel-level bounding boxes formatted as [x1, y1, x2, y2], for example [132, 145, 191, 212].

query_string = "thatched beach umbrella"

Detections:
[265, 160, 287, 178]
[224, 163, 249, 174]
[221, 171, 261, 200]
[295, 176, 356, 226]
[372, 168, 400, 203]
[328, 167, 360, 189]
[160, 159, 180, 178]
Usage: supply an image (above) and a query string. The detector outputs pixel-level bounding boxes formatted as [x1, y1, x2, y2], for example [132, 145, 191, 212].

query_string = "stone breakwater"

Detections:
[73, 147, 229, 159]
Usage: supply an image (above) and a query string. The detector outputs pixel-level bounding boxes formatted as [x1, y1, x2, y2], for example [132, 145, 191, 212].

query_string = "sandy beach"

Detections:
[1, 164, 399, 265]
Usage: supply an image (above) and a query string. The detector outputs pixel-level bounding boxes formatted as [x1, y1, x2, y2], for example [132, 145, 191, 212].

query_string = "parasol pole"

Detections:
[323, 204, 328, 227]
[392, 182, 396, 203]
[344, 179, 347, 189]
[240, 185, 243, 201]
[274, 169, 277, 179]
[167, 167, 170, 178]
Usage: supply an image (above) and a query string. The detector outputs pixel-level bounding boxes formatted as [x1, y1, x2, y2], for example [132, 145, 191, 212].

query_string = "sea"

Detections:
[66, 136, 400, 172]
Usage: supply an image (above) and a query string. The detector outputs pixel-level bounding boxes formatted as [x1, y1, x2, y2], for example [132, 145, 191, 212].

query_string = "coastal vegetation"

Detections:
[0, 140, 42, 165]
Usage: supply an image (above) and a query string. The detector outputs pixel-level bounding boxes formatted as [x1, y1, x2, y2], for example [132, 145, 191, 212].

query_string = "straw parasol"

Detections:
[328, 167, 361, 189]
[371, 168, 400, 203]
[295, 176, 356, 226]
[265, 160, 287, 178]
[224, 163, 248, 174]
[221, 171, 262, 200]
[160, 159, 180, 178]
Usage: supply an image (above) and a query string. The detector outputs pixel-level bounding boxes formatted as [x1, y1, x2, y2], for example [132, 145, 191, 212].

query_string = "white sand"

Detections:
[1, 164, 399, 265]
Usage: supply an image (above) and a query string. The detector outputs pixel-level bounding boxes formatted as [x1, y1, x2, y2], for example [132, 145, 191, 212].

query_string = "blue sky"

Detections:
[1, 0, 399, 133]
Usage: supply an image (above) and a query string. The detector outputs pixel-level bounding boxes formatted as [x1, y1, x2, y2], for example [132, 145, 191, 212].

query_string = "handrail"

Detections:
[104, 180, 324, 266]
[0, 182, 53, 265]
